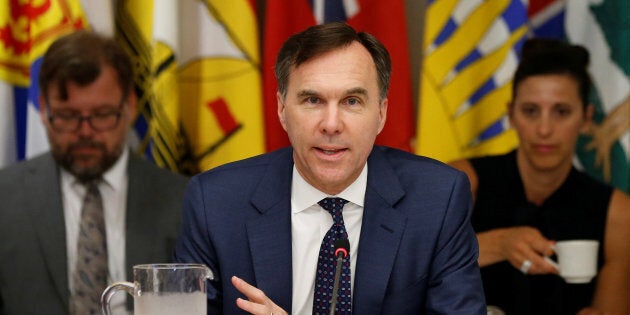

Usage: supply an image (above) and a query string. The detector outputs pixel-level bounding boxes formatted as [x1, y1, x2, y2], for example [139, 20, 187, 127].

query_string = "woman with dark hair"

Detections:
[450, 38, 630, 314]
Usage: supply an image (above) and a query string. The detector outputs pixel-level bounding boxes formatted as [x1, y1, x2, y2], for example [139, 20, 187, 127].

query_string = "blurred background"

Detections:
[1, 0, 628, 193]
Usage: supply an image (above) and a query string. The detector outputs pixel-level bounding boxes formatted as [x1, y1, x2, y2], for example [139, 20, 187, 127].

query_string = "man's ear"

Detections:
[126, 92, 139, 121]
[376, 98, 388, 135]
[277, 91, 287, 131]
[38, 95, 48, 125]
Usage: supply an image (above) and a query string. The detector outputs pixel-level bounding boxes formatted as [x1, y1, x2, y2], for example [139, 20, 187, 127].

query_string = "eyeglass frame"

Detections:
[45, 100, 127, 133]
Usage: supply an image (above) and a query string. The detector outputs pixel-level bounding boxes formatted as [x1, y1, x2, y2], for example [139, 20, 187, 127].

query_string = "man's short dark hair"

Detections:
[275, 22, 391, 101]
[39, 30, 134, 102]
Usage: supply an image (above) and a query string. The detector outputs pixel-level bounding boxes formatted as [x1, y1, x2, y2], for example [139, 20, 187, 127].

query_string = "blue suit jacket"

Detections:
[174, 146, 486, 314]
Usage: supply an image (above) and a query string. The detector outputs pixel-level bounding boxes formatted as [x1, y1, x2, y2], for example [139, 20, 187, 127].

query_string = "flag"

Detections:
[415, 0, 527, 163]
[115, 0, 185, 172]
[115, 0, 264, 174]
[529, 0, 630, 192]
[0, 0, 89, 168]
[178, 0, 265, 173]
[263, 0, 414, 152]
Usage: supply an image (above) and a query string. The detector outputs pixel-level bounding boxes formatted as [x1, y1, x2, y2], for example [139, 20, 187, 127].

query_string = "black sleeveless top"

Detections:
[470, 150, 612, 315]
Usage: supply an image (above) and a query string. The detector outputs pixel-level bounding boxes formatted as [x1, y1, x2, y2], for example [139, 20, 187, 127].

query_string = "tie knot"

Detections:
[86, 180, 99, 190]
[82, 181, 102, 205]
[318, 197, 348, 222]
[79, 178, 101, 191]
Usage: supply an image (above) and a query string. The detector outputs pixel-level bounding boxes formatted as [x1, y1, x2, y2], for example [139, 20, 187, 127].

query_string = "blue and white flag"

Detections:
[416, 0, 528, 162]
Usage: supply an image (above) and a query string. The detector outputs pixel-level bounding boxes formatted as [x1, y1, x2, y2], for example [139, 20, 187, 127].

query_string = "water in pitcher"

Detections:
[135, 292, 207, 315]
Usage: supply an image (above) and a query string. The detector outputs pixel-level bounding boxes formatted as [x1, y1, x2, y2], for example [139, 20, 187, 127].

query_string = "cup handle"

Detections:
[544, 256, 560, 271]
[101, 281, 136, 315]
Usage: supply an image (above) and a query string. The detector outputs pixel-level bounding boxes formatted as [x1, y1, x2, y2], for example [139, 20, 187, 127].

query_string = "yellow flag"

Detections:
[0, 0, 88, 166]
[115, 0, 184, 172]
[178, 0, 264, 173]
[115, 0, 264, 174]
[416, 0, 525, 162]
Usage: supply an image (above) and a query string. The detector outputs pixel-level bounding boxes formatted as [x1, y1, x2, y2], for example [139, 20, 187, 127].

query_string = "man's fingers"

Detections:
[232, 276, 266, 302]
[236, 297, 267, 315]
[232, 276, 288, 315]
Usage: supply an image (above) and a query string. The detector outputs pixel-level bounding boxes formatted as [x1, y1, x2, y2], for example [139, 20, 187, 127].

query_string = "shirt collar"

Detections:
[291, 163, 367, 213]
[103, 147, 128, 191]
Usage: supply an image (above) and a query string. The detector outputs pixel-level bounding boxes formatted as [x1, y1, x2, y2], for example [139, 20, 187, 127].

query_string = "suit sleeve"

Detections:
[173, 176, 223, 314]
[425, 171, 487, 314]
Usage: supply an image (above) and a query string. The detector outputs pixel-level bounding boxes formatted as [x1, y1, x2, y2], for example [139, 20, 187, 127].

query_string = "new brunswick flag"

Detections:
[116, 0, 264, 174]
[179, 0, 264, 173]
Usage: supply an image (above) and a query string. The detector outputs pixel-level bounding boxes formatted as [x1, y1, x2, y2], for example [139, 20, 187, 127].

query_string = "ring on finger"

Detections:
[520, 259, 532, 274]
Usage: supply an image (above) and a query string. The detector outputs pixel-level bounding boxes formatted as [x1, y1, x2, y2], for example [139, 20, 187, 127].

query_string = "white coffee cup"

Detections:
[549, 240, 599, 284]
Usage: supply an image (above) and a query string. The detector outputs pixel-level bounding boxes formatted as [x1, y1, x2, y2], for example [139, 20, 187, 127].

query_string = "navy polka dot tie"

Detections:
[312, 197, 352, 315]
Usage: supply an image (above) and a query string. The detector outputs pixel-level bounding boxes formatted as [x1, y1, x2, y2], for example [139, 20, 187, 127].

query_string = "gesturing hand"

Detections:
[232, 276, 288, 315]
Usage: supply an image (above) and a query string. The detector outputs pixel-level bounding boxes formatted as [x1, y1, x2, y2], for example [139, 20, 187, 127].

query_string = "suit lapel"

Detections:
[25, 154, 70, 308]
[247, 149, 294, 312]
[125, 155, 156, 276]
[353, 148, 407, 313]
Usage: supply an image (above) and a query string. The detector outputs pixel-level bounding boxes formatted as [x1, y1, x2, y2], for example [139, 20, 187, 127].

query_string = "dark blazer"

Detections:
[174, 146, 486, 314]
[0, 152, 188, 315]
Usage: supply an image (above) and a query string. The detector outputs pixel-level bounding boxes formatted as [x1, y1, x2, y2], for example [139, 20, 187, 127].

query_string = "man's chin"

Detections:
[70, 164, 104, 182]
[72, 154, 102, 167]
[65, 155, 104, 180]
[55, 147, 120, 182]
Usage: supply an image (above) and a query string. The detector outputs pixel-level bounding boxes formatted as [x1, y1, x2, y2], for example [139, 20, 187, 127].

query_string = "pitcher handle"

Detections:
[101, 281, 136, 315]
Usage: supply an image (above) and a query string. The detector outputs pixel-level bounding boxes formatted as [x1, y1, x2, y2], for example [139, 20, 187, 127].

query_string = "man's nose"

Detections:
[320, 105, 343, 135]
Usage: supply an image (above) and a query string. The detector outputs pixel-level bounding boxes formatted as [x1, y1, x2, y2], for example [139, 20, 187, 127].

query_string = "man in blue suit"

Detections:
[174, 22, 486, 314]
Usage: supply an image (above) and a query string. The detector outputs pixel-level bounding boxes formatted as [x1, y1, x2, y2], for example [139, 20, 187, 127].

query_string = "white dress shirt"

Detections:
[61, 148, 129, 314]
[291, 164, 366, 314]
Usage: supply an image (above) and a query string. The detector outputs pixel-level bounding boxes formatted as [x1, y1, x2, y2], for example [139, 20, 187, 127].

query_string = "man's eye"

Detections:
[345, 98, 360, 106]
[306, 96, 320, 104]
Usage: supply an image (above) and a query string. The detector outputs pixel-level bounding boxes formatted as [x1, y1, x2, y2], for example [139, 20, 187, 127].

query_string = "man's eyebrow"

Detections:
[297, 89, 319, 98]
[346, 87, 368, 97]
[296, 87, 369, 99]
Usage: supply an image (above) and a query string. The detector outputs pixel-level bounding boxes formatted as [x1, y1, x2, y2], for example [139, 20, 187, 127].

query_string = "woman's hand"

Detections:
[478, 226, 558, 274]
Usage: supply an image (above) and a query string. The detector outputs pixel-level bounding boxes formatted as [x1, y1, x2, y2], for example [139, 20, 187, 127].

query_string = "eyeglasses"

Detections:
[46, 101, 125, 133]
